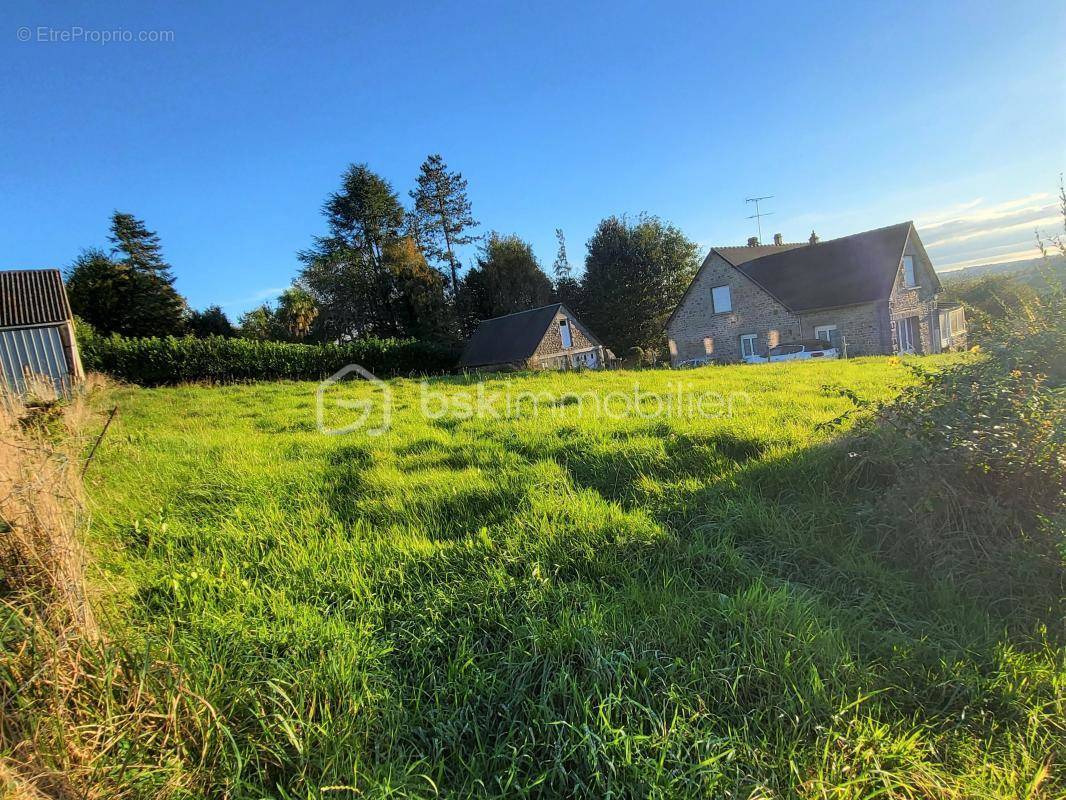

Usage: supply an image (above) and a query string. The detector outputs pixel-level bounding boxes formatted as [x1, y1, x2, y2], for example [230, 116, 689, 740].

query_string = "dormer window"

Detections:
[902, 255, 917, 288]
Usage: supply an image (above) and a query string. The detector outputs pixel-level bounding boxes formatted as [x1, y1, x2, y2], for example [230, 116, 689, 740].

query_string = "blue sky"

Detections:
[2, 1, 1063, 316]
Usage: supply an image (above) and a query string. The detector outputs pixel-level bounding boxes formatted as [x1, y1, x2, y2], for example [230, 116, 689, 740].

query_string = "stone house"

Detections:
[459, 303, 610, 371]
[666, 222, 967, 365]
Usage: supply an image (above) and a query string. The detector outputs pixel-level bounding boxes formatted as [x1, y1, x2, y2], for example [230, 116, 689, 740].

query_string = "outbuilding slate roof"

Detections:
[460, 303, 599, 368]
[0, 269, 74, 328]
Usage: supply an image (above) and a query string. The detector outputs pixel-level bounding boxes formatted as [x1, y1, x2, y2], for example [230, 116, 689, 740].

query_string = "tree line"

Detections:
[66, 155, 701, 357]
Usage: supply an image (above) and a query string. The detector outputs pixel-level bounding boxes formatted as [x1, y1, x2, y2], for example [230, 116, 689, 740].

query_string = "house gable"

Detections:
[666, 250, 798, 363]
[531, 305, 603, 362]
[887, 226, 941, 354]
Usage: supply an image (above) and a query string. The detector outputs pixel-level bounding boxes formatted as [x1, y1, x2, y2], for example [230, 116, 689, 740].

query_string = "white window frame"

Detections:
[740, 333, 758, 358]
[558, 318, 573, 348]
[897, 317, 916, 353]
[711, 285, 732, 314]
[951, 308, 966, 335]
[814, 324, 837, 342]
[902, 255, 917, 288]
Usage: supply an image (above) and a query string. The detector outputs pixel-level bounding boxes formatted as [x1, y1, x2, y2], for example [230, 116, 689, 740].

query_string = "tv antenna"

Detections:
[745, 195, 774, 243]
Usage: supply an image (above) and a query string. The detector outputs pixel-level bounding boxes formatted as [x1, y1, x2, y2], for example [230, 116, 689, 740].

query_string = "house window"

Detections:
[703, 336, 714, 354]
[559, 318, 572, 348]
[897, 316, 918, 353]
[814, 324, 837, 342]
[740, 333, 758, 358]
[711, 285, 732, 314]
[902, 255, 917, 288]
[668, 338, 678, 357]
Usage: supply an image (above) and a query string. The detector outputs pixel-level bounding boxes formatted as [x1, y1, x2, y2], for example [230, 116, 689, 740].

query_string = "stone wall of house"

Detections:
[796, 302, 891, 356]
[888, 232, 941, 354]
[531, 307, 601, 366]
[666, 252, 800, 364]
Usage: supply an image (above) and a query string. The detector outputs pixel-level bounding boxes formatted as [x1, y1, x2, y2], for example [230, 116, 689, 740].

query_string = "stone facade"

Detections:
[530, 307, 606, 369]
[666, 228, 952, 365]
[666, 252, 801, 363]
[886, 232, 941, 355]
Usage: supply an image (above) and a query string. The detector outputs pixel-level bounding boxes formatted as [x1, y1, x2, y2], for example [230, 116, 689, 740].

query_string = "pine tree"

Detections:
[552, 228, 572, 280]
[300, 163, 456, 342]
[107, 212, 186, 336]
[410, 154, 480, 294]
[66, 213, 186, 337]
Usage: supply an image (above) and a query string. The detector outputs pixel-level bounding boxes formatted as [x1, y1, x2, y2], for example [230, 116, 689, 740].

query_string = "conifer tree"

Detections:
[410, 154, 479, 293]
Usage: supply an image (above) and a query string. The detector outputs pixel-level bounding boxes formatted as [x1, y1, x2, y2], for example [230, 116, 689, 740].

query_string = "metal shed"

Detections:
[0, 269, 84, 395]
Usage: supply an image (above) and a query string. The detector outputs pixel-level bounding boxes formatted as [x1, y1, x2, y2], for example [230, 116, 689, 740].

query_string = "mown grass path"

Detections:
[85, 355, 1062, 798]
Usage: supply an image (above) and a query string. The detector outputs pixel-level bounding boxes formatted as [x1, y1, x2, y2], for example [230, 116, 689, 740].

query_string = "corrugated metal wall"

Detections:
[0, 325, 71, 395]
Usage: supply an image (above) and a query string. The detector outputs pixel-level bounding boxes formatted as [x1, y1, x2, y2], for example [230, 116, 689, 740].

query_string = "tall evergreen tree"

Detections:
[299, 163, 407, 339]
[300, 163, 455, 342]
[66, 213, 186, 337]
[552, 228, 582, 309]
[410, 154, 479, 293]
[580, 215, 699, 353]
[552, 228, 572, 280]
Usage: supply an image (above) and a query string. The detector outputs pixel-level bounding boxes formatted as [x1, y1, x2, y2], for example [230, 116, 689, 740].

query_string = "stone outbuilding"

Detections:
[459, 303, 610, 371]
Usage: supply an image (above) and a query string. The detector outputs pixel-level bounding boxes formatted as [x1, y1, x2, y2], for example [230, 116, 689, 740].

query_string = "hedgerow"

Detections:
[78, 330, 459, 385]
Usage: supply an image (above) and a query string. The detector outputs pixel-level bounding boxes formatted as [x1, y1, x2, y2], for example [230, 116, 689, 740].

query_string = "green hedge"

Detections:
[79, 332, 460, 385]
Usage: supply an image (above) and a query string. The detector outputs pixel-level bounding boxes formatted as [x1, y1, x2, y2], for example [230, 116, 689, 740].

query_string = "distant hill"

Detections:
[939, 254, 1066, 284]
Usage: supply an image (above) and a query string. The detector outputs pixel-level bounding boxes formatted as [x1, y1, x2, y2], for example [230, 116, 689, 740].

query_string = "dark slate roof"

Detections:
[727, 222, 914, 311]
[459, 304, 564, 367]
[0, 269, 73, 328]
[714, 242, 805, 266]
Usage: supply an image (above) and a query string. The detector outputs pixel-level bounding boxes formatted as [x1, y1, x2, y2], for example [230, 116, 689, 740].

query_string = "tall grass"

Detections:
[68, 354, 1062, 798]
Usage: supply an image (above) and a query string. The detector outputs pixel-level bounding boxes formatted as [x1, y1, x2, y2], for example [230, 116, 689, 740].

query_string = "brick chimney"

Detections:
[809, 230, 820, 245]
[773, 233, 783, 245]
[747, 236, 759, 247]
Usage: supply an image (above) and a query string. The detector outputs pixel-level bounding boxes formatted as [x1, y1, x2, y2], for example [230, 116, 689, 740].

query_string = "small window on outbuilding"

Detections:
[902, 255, 917, 288]
[559, 318, 573, 348]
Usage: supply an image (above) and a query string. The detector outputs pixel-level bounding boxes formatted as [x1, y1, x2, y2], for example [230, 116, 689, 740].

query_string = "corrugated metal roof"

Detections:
[459, 304, 564, 368]
[0, 269, 73, 328]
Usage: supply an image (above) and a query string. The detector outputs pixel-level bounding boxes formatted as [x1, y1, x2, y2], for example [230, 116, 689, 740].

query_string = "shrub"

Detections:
[78, 331, 460, 386]
[836, 275, 1065, 620]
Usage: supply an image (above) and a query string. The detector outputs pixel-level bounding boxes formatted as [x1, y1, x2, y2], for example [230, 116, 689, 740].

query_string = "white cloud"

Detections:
[916, 193, 1059, 271]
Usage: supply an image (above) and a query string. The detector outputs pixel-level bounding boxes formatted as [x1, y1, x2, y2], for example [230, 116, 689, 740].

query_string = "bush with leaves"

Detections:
[833, 260, 1064, 621]
[78, 330, 459, 385]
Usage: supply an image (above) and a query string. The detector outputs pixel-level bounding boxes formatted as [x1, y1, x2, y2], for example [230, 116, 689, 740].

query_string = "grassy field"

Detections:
[83, 355, 1062, 798]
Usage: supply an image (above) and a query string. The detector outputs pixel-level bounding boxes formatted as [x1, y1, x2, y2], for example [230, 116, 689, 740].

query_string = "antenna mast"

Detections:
[745, 195, 775, 243]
